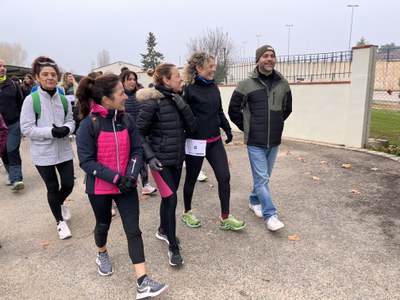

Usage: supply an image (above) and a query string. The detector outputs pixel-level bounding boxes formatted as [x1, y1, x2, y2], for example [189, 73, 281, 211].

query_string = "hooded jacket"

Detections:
[76, 103, 143, 195]
[136, 85, 196, 167]
[228, 68, 292, 148]
[20, 86, 75, 166]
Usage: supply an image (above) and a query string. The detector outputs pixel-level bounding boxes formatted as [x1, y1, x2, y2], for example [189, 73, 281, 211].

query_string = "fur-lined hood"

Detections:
[136, 87, 164, 102]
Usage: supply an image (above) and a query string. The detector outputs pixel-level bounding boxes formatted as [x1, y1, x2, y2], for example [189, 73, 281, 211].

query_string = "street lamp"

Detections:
[256, 34, 261, 48]
[285, 24, 293, 56]
[347, 4, 359, 49]
[241, 41, 247, 58]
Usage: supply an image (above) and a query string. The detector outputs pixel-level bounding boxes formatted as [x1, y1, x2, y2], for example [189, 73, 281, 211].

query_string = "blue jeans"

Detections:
[247, 145, 279, 220]
[1, 121, 23, 184]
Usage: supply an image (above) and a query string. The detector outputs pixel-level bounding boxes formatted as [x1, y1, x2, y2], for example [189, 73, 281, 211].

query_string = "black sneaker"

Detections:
[136, 276, 168, 299]
[155, 228, 180, 245]
[168, 244, 184, 267]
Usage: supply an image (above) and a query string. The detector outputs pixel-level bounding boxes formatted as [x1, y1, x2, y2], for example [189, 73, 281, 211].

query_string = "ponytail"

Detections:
[76, 73, 120, 119]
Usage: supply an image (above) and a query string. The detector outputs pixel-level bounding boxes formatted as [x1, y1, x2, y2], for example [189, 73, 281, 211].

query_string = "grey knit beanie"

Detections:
[255, 45, 275, 62]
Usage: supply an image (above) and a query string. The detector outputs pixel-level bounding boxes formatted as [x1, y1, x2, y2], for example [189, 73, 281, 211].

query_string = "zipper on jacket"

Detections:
[112, 111, 121, 173]
[50, 95, 62, 162]
[256, 77, 271, 148]
[131, 158, 137, 173]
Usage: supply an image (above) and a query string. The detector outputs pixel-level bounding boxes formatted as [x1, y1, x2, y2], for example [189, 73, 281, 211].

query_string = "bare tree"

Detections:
[0, 42, 28, 66]
[186, 27, 237, 84]
[97, 49, 110, 67]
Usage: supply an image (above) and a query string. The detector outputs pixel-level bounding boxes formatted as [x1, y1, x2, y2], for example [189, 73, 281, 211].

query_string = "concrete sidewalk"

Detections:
[0, 134, 399, 299]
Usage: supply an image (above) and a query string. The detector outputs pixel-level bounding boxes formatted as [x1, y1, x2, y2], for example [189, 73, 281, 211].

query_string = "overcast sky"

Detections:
[2, 0, 399, 74]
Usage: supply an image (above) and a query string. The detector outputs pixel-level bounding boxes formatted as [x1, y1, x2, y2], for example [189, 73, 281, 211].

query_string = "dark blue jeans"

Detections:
[1, 121, 23, 184]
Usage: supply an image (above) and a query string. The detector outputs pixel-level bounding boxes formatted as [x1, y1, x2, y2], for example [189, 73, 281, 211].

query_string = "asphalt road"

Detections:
[0, 134, 399, 300]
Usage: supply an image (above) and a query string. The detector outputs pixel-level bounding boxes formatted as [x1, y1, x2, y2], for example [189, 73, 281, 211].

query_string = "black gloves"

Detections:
[118, 176, 137, 194]
[52, 124, 70, 138]
[225, 130, 233, 144]
[149, 157, 163, 171]
[172, 94, 187, 110]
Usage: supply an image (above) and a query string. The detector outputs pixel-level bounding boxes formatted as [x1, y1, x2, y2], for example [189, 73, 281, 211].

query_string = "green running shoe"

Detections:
[219, 214, 246, 231]
[181, 210, 201, 228]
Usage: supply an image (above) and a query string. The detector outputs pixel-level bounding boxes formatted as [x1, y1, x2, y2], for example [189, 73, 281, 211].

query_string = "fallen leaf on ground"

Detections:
[208, 184, 214, 188]
[286, 151, 292, 155]
[320, 160, 328, 164]
[312, 176, 321, 180]
[288, 235, 300, 241]
[297, 157, 307, 163]
[65, 198, 74, 202]
[342, 163, 352, 169]
[370, 167, 379, 171]
[40, 241, 51, 247]
[350, 189, 361, 195]
[139, 195, 150, 201]
[228, 160, 232, 168]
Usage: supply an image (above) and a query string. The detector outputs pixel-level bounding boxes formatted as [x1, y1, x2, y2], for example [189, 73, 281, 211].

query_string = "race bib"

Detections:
[185, 138, 206, 156]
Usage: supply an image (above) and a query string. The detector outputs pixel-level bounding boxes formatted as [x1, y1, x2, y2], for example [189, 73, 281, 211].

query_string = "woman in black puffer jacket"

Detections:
[136, 63, 196, 268]
[181, 52, 246, 231]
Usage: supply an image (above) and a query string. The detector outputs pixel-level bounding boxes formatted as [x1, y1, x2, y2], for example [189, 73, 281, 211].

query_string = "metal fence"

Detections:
[370, 47, 400, 150]
[225, 50, 352, 84]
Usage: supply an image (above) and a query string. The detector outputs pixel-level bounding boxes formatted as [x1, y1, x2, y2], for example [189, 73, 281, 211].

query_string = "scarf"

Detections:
[195, 74, 215, 85]
[0, 75, 6, 83]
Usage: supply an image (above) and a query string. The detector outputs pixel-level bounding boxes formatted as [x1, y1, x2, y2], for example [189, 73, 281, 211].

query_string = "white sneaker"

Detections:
[142, 183, 157, 195]
[197, 170, 208, 182]
[61, 204, 71, 221]
[266, 215, 285, 231]
[5, 178, 11, 186]
[57, 221, 72, 239]
[249, 203, 263, 218]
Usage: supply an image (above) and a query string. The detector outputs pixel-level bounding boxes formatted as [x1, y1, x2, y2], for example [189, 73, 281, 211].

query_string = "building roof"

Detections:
[93, 61, 143, 74]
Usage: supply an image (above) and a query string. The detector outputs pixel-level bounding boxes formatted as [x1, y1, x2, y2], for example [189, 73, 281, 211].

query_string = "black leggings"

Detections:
[157, 166, 182, 246]
[140, 161, 149, 187]
[88, 191, 145, 264]
[183, 138, 230, 215]
[36, 160, 74, 222]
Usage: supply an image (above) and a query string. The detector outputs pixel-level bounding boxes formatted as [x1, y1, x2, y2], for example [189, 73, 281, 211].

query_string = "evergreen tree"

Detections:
[140, 32, 164, 70]
[356, 36, 368, 46]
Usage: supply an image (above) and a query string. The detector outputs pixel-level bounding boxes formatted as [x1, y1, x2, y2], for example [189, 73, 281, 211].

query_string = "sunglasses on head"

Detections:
[38, 61, 57, 66]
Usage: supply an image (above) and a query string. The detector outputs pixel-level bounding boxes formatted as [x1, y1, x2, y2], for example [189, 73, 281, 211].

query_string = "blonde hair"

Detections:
[183, 52, 214, 84]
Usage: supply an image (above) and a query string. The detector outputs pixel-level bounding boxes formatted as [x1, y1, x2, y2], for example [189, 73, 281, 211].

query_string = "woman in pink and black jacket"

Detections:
[76, 74, 167, 299]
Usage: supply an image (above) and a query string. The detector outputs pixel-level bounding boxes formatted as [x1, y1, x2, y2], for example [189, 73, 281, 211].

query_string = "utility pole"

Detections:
[347, 4, 359, 49]
[285, 24, 293, 56]
[241, 41, 247, 58]
[256, 34, 261, 48]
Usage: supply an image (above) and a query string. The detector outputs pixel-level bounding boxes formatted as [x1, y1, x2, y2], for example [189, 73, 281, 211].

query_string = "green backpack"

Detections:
[31, 91, 68, 123]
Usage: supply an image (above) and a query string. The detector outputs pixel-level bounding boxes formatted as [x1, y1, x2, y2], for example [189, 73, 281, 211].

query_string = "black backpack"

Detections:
[89, 113, 131, 144]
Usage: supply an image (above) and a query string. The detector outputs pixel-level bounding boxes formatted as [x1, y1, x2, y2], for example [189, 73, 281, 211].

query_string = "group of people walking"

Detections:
[0, 44, 292, 299]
